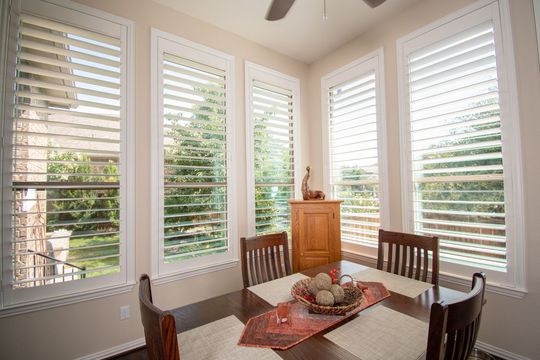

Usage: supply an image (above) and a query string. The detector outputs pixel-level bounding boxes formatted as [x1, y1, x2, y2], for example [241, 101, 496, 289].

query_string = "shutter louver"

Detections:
[328, 70, 381, 246]
[251, 80, 295, 235]
[406, 20, 507, 271]
[10, 14, 123, 287]
[161, 52, 228, 262]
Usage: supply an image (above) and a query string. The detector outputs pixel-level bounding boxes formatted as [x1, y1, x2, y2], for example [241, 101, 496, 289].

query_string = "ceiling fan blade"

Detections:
[362, 0, 386, 8]
[265, 0, 296, 21]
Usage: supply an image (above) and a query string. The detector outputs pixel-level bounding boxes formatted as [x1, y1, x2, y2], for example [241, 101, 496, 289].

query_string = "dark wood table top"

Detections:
[170, 260, 465, 360]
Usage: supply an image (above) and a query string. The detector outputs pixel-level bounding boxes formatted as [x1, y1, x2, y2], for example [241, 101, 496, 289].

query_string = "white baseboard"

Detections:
[476, 341, 531, 360]
[75, 337, 145, 360]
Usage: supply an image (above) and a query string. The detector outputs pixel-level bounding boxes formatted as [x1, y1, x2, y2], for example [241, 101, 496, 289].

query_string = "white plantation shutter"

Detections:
[161, 52, 228, 262]
[7, 12, 125, 290]
[327, 65, 383, 247]
[153, 31, 236, 276]
[251, 80, 296, 235]
[401, 5, 513, 274]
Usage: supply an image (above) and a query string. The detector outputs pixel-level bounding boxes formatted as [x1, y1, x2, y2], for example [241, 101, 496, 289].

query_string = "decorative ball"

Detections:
[316, 290, 335, 306]
[308, 279, 319, 296]
[330, 284, 345, 303]
[314, 272, 332, 291]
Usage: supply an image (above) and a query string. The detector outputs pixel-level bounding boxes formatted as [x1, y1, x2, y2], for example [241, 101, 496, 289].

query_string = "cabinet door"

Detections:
[294, 206, 337, 271]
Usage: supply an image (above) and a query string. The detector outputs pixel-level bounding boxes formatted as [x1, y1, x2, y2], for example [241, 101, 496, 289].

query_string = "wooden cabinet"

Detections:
[289, 200, 343, 272]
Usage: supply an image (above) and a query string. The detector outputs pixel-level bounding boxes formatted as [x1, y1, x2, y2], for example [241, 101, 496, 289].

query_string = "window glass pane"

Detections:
[251, 80, 295, 235]
[407, 20, 507, 271]
[10, 14, 122, 288]
[161, 52, 228, 262]
[328, 70, 381, 246]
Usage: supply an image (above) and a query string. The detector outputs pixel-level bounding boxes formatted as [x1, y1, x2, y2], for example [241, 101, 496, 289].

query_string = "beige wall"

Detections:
[307, 0, 540, 358]
[1, 0, 539, 359]
[0, 0, 309, 359]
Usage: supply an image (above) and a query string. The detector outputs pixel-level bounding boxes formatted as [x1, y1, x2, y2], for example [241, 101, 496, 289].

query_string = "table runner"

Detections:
[352, 267, 433, 298]
[238, 281, 390, 350]
[248, 272, 309, 306]
[324, 306, 428, 360]
[178, 315, 281, 360]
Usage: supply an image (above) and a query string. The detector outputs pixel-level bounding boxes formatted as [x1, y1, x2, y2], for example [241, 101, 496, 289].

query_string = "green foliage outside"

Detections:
[335, 166, 380, 242]
[46, 151, 120, 277]
[162, 86, 228, 262]
[412, 97, 507, 269]
[253, 97, 295, 236]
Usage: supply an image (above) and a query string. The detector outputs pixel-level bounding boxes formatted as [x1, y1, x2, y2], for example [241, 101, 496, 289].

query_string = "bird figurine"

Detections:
[301, 166, 326, 200]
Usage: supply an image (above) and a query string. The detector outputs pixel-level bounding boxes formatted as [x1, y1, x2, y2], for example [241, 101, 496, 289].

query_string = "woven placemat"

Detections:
[178, 315, 280, 360]
[248, 273, 309, 306]
[324, 306, 428, 360]
[352, 268, 433, 298]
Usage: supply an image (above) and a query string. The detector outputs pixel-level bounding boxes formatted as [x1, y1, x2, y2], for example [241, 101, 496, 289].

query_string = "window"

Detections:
[322, 50, 388, 248]
[151, 29, 237, 280]
[1, 0, 134, 310]
[245, 62, 300, 236]
[398, 0, 524, 288]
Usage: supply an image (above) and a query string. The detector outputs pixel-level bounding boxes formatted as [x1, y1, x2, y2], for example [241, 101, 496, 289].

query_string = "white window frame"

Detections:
[150, 29, 238, 284]
[321, 49, 389, 255]
[397, 0, 526, 296]
[0, 0, 135, 316]
[245, 61, 301, 237]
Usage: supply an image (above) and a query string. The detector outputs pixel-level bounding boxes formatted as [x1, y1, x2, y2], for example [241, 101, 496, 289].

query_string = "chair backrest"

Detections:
[426, 272, 487, 360]
[377, 229, 439, 285]
[138, 274, 180, 360]
[240, 231, 292, 288]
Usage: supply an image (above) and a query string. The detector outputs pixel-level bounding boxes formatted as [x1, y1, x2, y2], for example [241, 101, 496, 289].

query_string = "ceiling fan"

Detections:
[265, 0, 387, 21]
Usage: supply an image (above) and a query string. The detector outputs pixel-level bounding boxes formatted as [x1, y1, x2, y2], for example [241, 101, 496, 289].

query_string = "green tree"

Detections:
[413, 97, 506, 266]
[162, 87, 228, 261]
[42, 151, 120, 277]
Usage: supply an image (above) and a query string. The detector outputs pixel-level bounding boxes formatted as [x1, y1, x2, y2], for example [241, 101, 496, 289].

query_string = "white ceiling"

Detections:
[153, 0, 421, 63]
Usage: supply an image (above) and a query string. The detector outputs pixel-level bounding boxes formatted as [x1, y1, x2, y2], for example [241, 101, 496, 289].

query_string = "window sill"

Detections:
[152, 259, 239, 285]
[438, 272, 527, 299]
[0, 282, 136, 318]
[341, 249, 528, 299]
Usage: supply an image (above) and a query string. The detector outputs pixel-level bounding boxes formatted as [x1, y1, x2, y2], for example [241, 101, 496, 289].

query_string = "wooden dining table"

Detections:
[169, 260, 464, 360]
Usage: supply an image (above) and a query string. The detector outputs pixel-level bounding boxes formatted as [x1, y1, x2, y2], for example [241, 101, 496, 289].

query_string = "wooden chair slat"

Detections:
[407, 246, 414, 278]
[263, 247, 271, 282]
[445, 331, 457, 359]
[269, 245, 278, 279]
[255, 250, 260, 284]
[394, 244, 400, 274]
[415, 246, 422, 280]
[422, 248, 429, 282]
[275, 246, 284, 278]
[248, 250, 256, 286]
[240, 232, 291, 288]
[387, 243, 394, 273]
[461, 323, 473, 360]
[400, 245, 407, 276]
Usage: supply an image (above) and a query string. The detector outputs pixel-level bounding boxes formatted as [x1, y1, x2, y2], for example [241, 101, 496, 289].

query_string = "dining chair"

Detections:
[240, 231, 292, 288]
[377, 229, 440, 285]
[138, 274, 180, 360]
[426, 272, 487, 360]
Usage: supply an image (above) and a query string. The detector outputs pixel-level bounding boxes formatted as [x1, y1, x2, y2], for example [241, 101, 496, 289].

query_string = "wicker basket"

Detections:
[291, 275, 364, 315]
